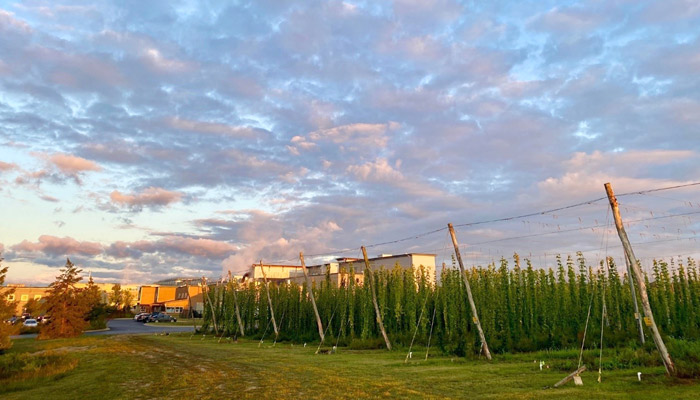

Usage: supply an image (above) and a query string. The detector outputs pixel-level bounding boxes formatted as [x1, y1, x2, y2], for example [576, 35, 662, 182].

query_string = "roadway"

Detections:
[12, 318, 195, 339]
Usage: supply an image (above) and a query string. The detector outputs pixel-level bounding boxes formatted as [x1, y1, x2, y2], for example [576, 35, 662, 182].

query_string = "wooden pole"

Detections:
[361, 246, 392, 350]
[259, 260, 279, 340]
[623, 255, 645, 345]
[228, 271, 245, 337]
[187, 283, 197, 334]
[553, 365, 587, 388]
[448, 223, 492, 360]
[202, 277, 219, 335]
[604, 182, 675, 375]
[300, 252, 325, 345]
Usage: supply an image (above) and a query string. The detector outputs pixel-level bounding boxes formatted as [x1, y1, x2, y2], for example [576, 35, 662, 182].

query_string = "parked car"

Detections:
[136, 313, 152, 322]
[148, 313, 177, 323]
[134, 313, 150, 321]
[23, 319, 38, 327]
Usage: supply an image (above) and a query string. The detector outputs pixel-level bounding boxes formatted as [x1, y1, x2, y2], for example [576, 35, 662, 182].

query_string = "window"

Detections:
[7, 294, 14, 301]
[34, 295, 42, 300]
[21, 294, 29, 301]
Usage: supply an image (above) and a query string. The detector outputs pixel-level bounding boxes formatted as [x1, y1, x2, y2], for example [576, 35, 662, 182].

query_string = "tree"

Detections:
[121, 289, 134, 312]
[0, 254, 20, 352]
[109, 283, 123, 309]
[82, 275, 108, 330]
[23, 298, 47, 317]
[39, 259, 89, 339]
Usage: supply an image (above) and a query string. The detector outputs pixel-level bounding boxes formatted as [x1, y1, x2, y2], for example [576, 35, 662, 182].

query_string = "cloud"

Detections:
[288, 122, 400, 155]
[110, 187, 183, 209]
[12, 235, 103, 256]
[47, 153, 101, 174]
[347, 158, 404, 182]
[106, 236, 237, 259]
[536, 150, 699, 200]
[13, 153, 102, 186]
[0, 161, 18, 172]
[165, 116, 264, 138]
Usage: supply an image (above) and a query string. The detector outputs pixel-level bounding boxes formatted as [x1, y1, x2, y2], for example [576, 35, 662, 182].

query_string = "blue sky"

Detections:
[1, 0, 699, 285]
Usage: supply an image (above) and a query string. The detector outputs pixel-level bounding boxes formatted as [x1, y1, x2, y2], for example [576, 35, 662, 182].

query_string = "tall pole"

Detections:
[623, 255, 645, 345]
[201, 277, 219, 335]
[259, 261, 279, 340]
[448, 223, 492, 360]
[361, 246, 392, 350]
[300, 252, 325, 345]
[228, 271, 245, 337]
[604, 183, 675, 375]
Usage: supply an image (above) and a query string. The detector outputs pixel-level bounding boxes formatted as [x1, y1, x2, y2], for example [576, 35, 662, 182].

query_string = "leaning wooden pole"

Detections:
[300, 252, 325, 345]
[227, 271, 245, 337]
[448, 223, 492, 360]
[604, 183, 675, 375]
[259, 260, 279, 340]
[202, 277, 219, 335]
[623, 255, 645, 345]
[187, 283, 198, 333]
[361, 246, 392, 350]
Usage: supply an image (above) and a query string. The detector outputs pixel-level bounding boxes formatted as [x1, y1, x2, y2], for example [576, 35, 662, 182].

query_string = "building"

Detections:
[247, 253, 437, 288]
[243, 263, 304, 283]
[136, 284, 203, 316]
[3, 285, 50, 315]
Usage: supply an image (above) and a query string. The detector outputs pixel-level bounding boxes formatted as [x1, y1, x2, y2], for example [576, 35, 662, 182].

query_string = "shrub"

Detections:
[0, 352, 77, 381]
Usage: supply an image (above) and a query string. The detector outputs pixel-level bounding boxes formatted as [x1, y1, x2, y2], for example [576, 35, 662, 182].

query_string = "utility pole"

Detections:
[361, 246, 392, 350]
[448, 223, 492, 360]
[623, 255, 645, 345]
[227, 271, 245, 337]
[259, 260, 279, 340]
[604, 183, 675, 375]
[300, 252, 326, 347]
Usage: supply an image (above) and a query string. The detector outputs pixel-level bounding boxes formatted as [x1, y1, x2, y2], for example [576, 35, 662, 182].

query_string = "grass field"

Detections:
[1, 334, 698, 399]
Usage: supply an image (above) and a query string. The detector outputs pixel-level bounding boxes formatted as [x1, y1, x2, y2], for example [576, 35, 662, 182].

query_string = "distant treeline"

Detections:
[201, 253, 700, 355]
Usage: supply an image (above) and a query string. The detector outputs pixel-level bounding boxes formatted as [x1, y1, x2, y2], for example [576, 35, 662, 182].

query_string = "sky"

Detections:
[1, 0, 699, 286]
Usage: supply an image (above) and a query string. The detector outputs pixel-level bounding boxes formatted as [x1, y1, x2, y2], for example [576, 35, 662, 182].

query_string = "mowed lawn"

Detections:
[2, 334, 698, 400]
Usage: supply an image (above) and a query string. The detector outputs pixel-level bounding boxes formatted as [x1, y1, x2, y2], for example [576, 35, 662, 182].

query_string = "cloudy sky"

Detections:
[1, 0, 699, 285]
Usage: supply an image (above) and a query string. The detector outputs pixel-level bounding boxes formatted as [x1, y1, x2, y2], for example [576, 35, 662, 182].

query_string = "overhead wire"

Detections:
[260, 182, 700, 265]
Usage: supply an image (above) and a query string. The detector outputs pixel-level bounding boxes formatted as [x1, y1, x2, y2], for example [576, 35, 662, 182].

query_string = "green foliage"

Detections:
[0, 254, 20, 351]
[38, 259, 89, 339]
[202, 255, 700, 367]
[0, 351, 75, 381]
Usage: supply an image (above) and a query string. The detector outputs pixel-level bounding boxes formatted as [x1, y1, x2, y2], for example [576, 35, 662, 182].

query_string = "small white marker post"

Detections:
[637, 372, 642, 381]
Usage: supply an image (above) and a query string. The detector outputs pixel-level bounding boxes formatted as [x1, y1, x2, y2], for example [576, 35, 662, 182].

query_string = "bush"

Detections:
[348, 338, 386, 350]
[19, 326, 40, 335]
[667, 338, 700, 378]
[0, 352, 76, 381]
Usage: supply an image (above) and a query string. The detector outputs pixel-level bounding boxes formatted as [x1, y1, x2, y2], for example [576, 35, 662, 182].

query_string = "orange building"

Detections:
[4, 285, 50, 316]
[137, 284, 202, 316]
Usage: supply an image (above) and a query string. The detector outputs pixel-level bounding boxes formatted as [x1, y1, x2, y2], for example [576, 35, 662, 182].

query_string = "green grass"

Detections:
[1, 334, 697, 399]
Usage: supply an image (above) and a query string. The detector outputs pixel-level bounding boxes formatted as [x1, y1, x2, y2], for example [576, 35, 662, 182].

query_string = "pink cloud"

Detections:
[110, 187, 182, 208]
[107, 236, 237, 259]
[48, 153, 101, 174]
[0, 161, 18, 172]
[536, 150, 699, 200]
[165, 116, 261, 138]
[12, 235, 103, 256]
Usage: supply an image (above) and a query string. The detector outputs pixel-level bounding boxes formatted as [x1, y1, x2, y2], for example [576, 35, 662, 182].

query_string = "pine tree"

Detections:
[39, 259, 89, 339]
[0, 254, 20, 352]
